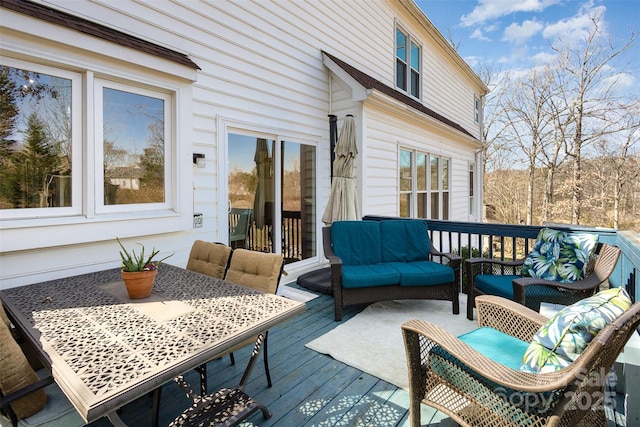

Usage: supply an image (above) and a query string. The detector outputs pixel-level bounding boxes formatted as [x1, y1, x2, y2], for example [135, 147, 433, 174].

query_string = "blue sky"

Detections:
[415, 0, 639, 77]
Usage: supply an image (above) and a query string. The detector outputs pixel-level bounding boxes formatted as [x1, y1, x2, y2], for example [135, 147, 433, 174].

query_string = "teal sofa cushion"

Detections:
[520, 228, 598, 283]
[341, 264, 400, 289]
[475, 274, 521, 299]
[331, 221, 381, 265]
[380, 220, 430, 262]
[458, 327, 530, 370]
[387, 261, 454, 286]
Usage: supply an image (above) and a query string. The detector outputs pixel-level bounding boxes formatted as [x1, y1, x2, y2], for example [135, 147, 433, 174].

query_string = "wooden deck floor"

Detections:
[87, 285, 625, 427]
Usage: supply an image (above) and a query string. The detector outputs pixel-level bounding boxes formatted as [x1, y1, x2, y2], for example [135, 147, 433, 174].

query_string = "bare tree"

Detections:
[550, 12, 637, 224]
[500, 67, 556, 224]
[474, 64, 513, 181]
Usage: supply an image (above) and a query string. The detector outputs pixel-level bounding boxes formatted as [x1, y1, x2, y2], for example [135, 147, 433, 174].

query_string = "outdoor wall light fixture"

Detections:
[193, 153, 205, 168]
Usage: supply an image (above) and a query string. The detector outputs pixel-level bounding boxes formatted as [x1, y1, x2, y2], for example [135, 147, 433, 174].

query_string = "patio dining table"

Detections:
[0, 263, 305, 425]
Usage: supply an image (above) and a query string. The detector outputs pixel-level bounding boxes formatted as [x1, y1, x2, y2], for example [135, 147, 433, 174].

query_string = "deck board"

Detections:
[86, 286, 623, 427]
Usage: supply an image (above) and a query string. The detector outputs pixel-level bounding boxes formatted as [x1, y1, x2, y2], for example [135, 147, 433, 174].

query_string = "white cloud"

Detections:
[542, 5, 607, 46]
[532, 51, 557, 65]
[470, 28, 491, 41]
[461, 0, 561, 27]
[503, 19, 544, 44]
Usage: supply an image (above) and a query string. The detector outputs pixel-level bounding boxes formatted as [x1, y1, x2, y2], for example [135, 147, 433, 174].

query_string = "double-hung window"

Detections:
[395, 25, 421, 99]
[399, 148, 450, 219]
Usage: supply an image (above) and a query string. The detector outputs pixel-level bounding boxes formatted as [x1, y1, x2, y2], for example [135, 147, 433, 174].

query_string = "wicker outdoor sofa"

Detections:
[322, 219, 461, 321]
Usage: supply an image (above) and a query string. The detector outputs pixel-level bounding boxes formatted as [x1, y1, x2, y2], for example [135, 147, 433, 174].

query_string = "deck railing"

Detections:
[364, 215, 639, 302]
[246, 210, 302, 262]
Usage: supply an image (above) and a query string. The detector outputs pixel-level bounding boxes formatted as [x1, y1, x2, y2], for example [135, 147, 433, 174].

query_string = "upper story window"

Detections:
[395, 26, 421, 99]
[399, 148, 449, 219]
[0, 59, 174, 220]
[474, 95, 481, 123]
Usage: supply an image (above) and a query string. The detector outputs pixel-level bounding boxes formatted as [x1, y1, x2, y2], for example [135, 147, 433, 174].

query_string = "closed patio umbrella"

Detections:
[253, 138, 273, 229]
[322, 115, 360, 224]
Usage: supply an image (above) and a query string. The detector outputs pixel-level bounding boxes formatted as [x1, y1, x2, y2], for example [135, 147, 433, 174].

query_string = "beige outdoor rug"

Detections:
[306, 294, 475, 390]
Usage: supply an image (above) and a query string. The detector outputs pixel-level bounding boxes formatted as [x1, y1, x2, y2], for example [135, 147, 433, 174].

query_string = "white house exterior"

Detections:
[0, 0, 487, 289]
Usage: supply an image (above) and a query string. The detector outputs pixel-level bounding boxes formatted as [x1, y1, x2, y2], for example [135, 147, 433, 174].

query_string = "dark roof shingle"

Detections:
[323, 51, 475, 140]
[1, 0, 200, 70]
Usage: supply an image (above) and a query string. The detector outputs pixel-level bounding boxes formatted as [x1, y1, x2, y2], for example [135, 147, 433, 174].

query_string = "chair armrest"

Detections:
[430, 248, 461, 269]
[465, 257, 524, 268]
[475, 295, 548, 342]
[0, 374, 54, 410]
[402, 318, 568, 393]
[512, 273, 604, 310]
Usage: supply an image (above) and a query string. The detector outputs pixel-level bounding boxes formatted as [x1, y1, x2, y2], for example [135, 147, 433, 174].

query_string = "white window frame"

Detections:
[399, 148, 450, 219]
[474, 95, 480, 124]
[94, 79, 174, 214]
[395, 24, 421, 100]
[0, 58, 83, 220]
[469, 162, 475, 216]
[0, 54, 191, 253]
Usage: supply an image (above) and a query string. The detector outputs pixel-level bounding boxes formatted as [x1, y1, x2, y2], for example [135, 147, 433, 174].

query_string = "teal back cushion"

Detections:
[520, 287, 632, 374]
[331, 221, 382, 265]
[520, 228, 598, 283]
[380, 220, 430, 262]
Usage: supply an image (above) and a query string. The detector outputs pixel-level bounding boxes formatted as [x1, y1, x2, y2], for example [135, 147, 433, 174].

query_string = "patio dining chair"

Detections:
[186, 240, 232, 280]
[228, 208, 252, 249]
[185, 240, 233, 395]
[466, 227, 621, 320]
[218, 249, 285, 388]
[189, 248, 285, 393]
[169, 334, 271, 427]
[402, 289, 640, 427]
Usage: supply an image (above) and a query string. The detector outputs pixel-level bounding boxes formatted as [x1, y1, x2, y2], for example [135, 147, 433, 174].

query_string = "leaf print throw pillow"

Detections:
[520, 228, 598, 283]
[520, 287, 632, 374]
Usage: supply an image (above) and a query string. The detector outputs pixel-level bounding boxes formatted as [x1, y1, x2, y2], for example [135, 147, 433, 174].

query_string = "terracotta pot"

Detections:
[121, 269, 157, 299]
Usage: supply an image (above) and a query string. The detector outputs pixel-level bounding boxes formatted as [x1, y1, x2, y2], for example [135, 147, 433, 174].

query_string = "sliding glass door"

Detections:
[227, 132, 316, 264]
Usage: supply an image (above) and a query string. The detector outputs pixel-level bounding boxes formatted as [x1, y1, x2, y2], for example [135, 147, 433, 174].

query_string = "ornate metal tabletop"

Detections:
[0, 264, 305, 423]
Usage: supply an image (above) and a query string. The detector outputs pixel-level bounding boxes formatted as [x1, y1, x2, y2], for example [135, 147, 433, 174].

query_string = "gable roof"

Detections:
[0, 0, 200, 70]
[322, 51, 476, 140]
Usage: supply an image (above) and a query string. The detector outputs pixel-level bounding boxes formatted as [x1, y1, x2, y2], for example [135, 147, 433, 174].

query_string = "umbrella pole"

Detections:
[328, 114, 337, 182]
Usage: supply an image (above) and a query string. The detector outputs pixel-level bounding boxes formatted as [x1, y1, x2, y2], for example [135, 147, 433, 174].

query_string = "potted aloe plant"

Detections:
[117, 237, 173, 299]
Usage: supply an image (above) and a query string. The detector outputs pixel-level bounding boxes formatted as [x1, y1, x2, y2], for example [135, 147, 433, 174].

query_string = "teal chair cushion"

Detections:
[379, 220, 430, 262]
[430, 327, 557, 417]
[387, 261, 454, 286]
[341, 264, 400, 289]
[331, 221, 381, 266]
[475, 274, 521, 299]
[520, 228, 598, 283]
[458, 327, 530, 370]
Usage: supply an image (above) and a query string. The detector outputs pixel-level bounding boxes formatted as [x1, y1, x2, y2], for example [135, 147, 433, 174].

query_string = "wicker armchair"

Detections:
[402, 295, 640, 427]
[466, 242, 621, 320]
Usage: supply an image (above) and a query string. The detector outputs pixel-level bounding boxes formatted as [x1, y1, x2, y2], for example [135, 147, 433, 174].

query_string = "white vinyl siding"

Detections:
[0, 0, 485, 287]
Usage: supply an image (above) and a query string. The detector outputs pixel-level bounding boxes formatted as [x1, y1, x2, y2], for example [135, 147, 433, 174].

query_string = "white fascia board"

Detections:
[322, 52, 372, 102]
[367, 90, 483, 148]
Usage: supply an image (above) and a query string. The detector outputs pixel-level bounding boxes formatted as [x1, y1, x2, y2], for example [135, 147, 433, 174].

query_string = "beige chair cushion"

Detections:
[0, 302, 10, 328]
[0, 303, 47, 419]
[218, 249, 284, 358]
[225, 249, 284, 294]
[186, 240, 232, 279]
